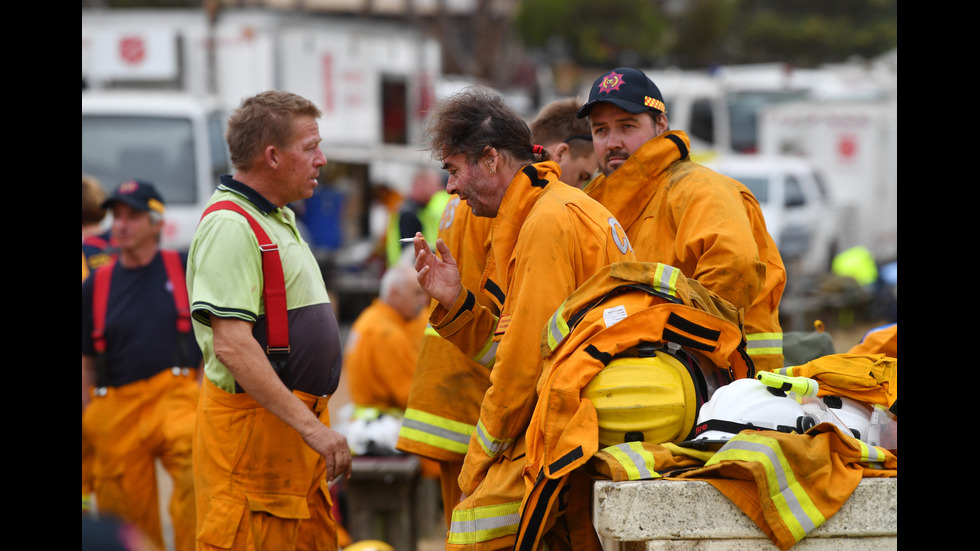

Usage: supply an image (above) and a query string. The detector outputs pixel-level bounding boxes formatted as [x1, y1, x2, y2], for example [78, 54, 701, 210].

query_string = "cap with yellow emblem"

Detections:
[577, 67, 667, 118]
[101, 179, 166, 215]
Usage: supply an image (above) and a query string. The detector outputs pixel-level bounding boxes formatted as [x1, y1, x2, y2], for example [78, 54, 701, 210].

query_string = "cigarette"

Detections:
[400, 237, 415, 243]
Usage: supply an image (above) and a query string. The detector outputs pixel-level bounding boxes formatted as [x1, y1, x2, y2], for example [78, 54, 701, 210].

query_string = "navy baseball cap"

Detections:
[101, 179, 166, 215]
[577, 67, 666, 118]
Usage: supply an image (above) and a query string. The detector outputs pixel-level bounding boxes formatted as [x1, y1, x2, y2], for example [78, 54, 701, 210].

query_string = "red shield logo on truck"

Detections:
[119, 35, 146, 65]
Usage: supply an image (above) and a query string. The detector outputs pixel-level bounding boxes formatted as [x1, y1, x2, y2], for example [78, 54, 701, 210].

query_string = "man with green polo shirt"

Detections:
[186, 90, 350, 551]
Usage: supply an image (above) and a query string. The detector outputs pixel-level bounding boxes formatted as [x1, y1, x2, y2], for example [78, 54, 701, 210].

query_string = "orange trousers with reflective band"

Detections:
[82, 368, 200, 551]
[446, 437, 528, 551]
[194, 377, 337, 551]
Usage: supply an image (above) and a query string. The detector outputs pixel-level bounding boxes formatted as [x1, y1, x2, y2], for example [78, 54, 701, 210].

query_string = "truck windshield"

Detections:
[737, 176, 769, 204]
[727, 90, 808, 153]
[82, 115, 197, 204]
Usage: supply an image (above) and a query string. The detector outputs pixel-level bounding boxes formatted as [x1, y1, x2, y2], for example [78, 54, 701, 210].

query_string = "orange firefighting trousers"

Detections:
[194, 377, 337, 551]
[82, 367, 199, 551]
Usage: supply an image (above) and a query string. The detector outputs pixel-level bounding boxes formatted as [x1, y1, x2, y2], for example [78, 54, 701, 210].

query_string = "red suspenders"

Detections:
[90, 200, 292, 385]
[199, 201, 291, 370]
[91, 249, 190, 355]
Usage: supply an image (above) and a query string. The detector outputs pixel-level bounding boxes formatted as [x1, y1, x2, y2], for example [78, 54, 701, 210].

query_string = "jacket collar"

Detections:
[584, 130, 690, 229]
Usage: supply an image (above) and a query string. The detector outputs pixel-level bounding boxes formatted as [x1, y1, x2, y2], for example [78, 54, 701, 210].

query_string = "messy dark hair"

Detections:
[423, 86, 548, 166]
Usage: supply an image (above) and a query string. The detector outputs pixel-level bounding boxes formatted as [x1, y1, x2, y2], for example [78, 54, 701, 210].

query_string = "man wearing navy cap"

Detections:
[81, 180, 201, 551]
[579, 67, 787, 373]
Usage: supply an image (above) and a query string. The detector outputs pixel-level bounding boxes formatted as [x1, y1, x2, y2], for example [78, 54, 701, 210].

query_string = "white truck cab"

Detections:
[82, 91, 231, 251]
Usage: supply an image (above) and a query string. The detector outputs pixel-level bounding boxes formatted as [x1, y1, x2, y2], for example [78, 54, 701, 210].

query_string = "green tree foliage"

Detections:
[513, 0, 669, 67]
[515, 0, 897, 69]
[728, 0, 897, 66]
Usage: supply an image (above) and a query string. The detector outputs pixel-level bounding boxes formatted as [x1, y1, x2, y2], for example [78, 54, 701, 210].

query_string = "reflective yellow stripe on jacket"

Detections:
[475, 419, 514, 458]
[473, 334, 498, 369]
[546, 263, 683, 353]
[599, 442, 661, 481]
[706, 432, 825, 543]
[746, 331, 784, 357]
[401, 408, 475, 455]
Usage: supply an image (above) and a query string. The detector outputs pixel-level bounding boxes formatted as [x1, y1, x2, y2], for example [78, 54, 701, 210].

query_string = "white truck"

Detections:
[757, 99, 897, 265]
[705, 154, 842, 279]
[646, 58, 894, 162]
[81, 91, 231, 251]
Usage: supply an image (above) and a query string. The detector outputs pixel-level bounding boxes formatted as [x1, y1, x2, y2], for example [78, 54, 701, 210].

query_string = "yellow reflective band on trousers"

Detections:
[600, 442, 661, 480]
[448, 500, 522, 545]
[400, 408, 475, 455]
[476, 419, 513, 458]
[746, 332, 783, 356]
[706, 432, 825, 544]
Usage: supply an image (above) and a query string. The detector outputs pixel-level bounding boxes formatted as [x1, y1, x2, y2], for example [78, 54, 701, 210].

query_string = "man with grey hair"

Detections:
[345, 263, 430, 423]
[187, 90, 349, 550]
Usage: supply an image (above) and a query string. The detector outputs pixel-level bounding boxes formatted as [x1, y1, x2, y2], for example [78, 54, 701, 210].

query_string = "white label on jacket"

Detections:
[603, 305, 628, 327]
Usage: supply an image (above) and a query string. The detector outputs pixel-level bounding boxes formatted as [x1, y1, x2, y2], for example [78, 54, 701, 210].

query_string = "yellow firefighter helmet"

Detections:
[583, 346, 703, 448]
[344, 541, 395, 551]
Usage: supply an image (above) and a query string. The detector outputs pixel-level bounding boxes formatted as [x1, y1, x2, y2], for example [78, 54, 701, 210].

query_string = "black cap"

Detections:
[577, 68, 666, 119]
[101, 180, 166, 215]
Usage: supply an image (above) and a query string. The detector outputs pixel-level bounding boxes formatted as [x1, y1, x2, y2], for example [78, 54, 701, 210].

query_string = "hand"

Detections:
[302, 424, 352, 482]
[412, 233, 463, 309]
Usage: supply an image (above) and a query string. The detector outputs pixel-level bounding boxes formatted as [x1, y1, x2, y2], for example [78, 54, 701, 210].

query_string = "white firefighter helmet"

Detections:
[681, 378, 813, 449]
[820, 395, 875, 442]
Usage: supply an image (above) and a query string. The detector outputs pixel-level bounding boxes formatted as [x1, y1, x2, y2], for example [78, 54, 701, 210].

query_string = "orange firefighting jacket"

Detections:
[397, 196, 496, 463]
[344, 298, 424, 413]
[847, 323, 897, 358]
[429, 161, 635, 497]
[676, 422, 896, 550]
[776, 353, 898, 411]
[584, 131, 786, 372]
[516, 261, 752, 550]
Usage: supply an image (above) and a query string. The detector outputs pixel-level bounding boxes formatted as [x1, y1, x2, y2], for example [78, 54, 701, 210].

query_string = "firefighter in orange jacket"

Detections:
[410, 87, 635, 550]
[517, 261, 752, 550]
[580, 68, 786, 372]
[345, 263, 430, 416]
[395, 195, 496, 527]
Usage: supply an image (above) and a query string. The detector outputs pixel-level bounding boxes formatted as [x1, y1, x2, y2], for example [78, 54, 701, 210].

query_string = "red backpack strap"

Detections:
[91, 260, 116, 355]
[160, 249, 192, 334]
[200, 201, 290, 360]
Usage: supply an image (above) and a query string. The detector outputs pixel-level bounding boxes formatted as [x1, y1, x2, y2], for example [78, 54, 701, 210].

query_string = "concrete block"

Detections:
[593, 478, 896, 550]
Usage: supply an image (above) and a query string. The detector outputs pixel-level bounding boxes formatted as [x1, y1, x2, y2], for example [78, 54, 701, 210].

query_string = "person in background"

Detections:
[386, 168, 450, 267]
[82, 174, 115, 281]
[186, 90, 350, 550]
[579, 67, 787, 372]
[344, 263, 431, 434]
[81, 180, 201, 551]
[410, 86, 635, 550]
[81, 173, 111, 513]
[529, 97, 598, 189]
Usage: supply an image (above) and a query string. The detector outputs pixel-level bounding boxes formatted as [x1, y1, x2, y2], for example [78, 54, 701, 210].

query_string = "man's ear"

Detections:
[550, 142, 570, 162]
[263, 144, 280, 169]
